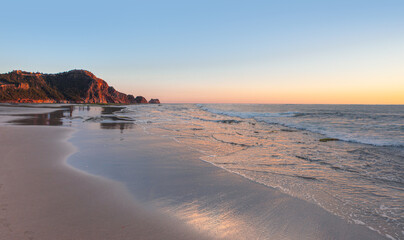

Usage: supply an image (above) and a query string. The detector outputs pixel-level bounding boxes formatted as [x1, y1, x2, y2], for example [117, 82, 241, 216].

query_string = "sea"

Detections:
[118, 104, 404, 240]
[9, 103, 404, 239]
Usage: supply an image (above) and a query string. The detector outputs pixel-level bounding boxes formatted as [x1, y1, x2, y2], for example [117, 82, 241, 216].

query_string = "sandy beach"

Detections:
[0, 124, 208, 239]
[0, 105, 388, 239]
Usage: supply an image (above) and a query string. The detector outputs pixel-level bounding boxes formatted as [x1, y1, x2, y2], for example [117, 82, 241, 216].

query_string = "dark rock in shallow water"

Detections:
[319, 138, 339, 142]
[216, 119, 241, 124]
[281, 129, 298, 132]
[149, 98, 160, 104]
[134, 96, 148, 104]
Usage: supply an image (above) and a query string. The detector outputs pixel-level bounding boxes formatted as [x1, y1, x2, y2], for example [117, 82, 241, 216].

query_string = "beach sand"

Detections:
[0, 125, 208, 240]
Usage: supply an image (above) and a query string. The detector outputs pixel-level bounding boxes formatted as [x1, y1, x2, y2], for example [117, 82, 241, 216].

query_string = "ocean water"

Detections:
[118, 104, 404, 240]
[198, 104, 404, 147]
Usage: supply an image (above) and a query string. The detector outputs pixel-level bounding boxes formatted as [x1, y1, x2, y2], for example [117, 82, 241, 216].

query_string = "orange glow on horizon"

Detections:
[126, 85, 404, 105]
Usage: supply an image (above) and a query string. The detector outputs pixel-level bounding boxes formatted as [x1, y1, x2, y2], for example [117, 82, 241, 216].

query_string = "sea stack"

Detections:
[149, 99, 160, 104]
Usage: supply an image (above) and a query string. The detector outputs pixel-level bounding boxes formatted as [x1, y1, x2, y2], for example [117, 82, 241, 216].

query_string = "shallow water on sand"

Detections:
[118, 104, 404, 240]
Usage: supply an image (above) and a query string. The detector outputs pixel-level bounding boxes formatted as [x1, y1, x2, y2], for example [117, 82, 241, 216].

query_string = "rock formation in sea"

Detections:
[149, 99, 160, 104]
[0, 70, 159, 104]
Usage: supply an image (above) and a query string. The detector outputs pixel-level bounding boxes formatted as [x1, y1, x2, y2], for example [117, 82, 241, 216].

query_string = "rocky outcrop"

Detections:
[134, 96, 148, 104]
[0, 70, 158, 104]
[149, 99, 160, 104]
[127, 94, 136, 103]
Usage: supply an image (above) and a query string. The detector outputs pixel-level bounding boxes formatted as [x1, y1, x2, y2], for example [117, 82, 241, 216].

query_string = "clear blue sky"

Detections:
[1, 0, 403, 103]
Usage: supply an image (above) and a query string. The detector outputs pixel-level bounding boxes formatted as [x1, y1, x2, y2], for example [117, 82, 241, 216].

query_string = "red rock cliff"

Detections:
[0, 69, 157, 104]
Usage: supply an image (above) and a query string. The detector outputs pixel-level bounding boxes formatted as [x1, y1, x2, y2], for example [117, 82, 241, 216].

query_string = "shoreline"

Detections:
[0, 105, 388, 239]
[68, 116, 385, 239]
[136, 103, 402, 239]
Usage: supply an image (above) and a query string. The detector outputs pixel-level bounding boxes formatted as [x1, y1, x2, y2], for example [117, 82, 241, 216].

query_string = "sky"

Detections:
[1, 0, 403, 104]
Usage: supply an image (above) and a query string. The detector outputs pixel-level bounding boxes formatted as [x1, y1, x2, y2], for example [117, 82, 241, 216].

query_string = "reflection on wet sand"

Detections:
[153, 198, 245, 239]
[10, 109, 68, 126]
[101, 106, 124, 115]
[7, 105, 135, 132]
[100, 122, 134, 132]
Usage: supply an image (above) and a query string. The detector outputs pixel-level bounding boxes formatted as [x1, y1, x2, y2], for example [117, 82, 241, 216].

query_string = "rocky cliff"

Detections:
[0, 70, 159, 104]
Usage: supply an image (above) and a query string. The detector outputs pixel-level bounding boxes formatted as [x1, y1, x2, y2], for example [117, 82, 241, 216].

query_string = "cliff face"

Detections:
[0, 70, 157, 104]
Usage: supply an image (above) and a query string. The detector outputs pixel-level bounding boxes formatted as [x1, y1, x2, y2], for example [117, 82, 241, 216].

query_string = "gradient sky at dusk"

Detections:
[1, 0, 403, 104]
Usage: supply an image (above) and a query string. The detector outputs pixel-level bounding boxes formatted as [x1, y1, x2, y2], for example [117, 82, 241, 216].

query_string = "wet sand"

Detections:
[0, 105, 64, 124]
[69, 124, 385, 239]
[0, 125, 208, 240]
[0, 105, 385, 239]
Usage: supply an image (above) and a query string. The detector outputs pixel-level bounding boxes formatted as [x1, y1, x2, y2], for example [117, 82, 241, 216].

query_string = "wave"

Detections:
[198, 105, 403, 147]
[198, 105, 299, 118]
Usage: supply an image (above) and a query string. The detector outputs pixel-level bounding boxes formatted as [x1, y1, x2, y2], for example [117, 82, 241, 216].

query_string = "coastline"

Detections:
[0, 105, 388, 239]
